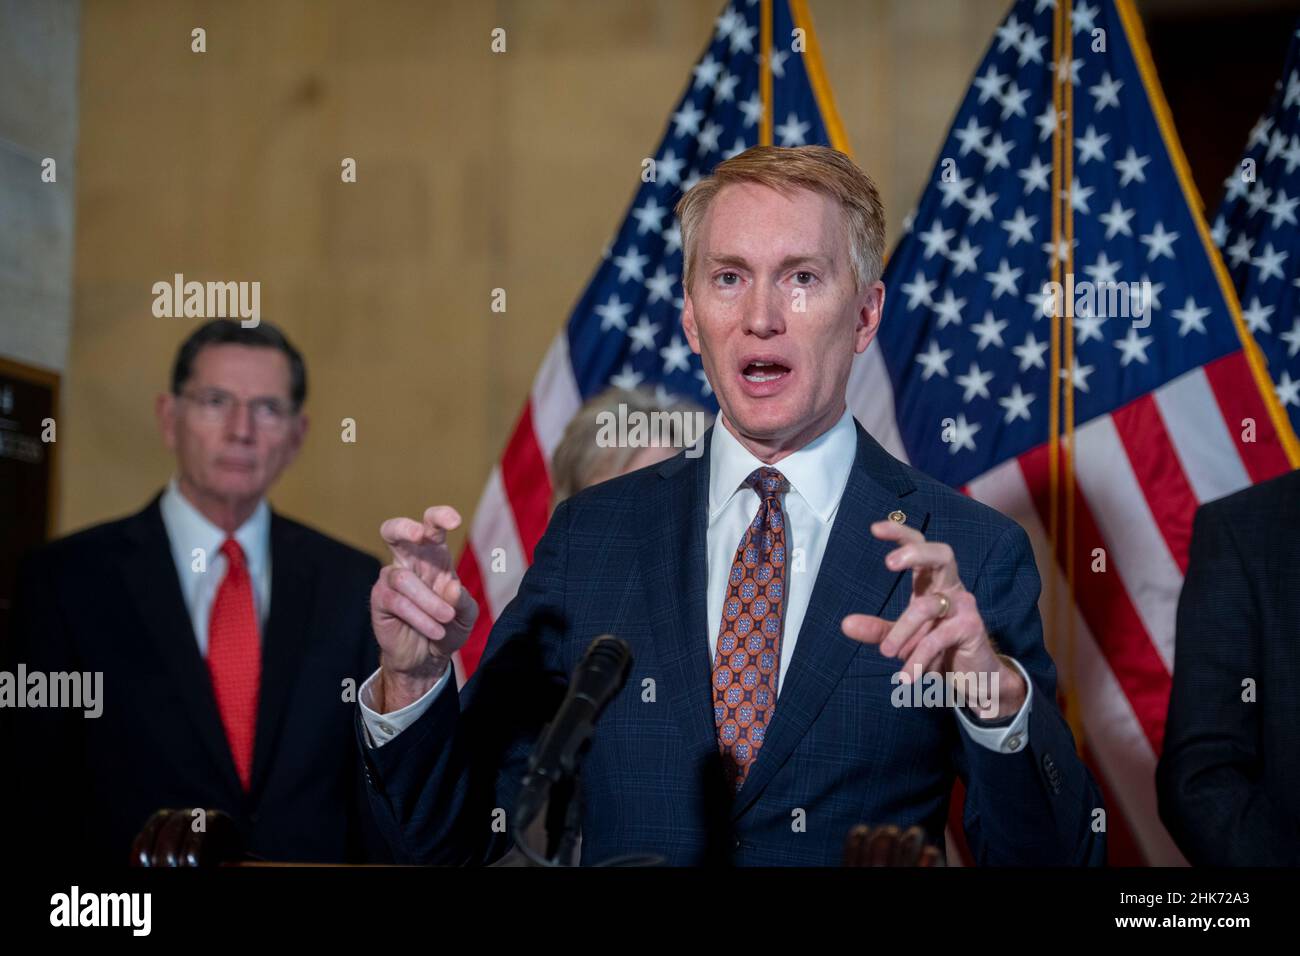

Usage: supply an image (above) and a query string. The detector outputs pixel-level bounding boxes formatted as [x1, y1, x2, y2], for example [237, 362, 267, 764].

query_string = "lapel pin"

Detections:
[888, 510, 906, 524]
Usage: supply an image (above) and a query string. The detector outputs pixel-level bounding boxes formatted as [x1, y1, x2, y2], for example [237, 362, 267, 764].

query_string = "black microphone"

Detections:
[513, 635, 632, 836]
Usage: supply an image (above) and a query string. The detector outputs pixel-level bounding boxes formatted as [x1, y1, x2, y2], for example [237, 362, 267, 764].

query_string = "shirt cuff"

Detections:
[358, 665, 453, 749]
[953, 657, 1033, 754]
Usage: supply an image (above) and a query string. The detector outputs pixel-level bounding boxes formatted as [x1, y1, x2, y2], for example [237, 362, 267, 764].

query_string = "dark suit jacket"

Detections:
[3, 494, 384, 864]
[1157, 468, 1300, 865]
[360, 421, 1105, 866]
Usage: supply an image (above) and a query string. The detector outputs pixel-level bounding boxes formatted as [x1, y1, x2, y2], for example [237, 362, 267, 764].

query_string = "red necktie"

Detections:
[207, 537, 260, 791]
[711, 467, 787, 792]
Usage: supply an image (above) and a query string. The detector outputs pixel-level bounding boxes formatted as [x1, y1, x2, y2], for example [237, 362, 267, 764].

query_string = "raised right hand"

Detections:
[370, 505, 479, 711]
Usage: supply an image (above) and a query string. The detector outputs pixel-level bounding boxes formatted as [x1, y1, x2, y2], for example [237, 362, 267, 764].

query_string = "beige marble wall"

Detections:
[62, 0, 1008, 553]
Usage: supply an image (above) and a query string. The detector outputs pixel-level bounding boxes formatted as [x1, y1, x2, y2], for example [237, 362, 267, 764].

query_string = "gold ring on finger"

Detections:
[933, 592, 951, 620]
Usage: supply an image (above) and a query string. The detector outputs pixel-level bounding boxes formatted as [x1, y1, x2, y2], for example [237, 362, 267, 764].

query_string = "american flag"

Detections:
[1212, 22, 1300, 431]
[453, 0, 840, 676]
[862, 0, 1299, 865]
[453, 0, 1300, 867]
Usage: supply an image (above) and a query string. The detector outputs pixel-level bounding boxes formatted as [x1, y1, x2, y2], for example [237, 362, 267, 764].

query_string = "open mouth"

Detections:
[741, 360, 791, 383]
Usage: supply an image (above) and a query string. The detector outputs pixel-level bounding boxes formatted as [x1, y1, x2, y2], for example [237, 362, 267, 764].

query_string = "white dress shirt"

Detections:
[360, 407, 1031, 752]
[158, 477, 271, 655]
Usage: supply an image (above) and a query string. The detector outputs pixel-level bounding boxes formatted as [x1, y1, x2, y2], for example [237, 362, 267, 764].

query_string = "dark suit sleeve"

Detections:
[1156, 502, 1300, 865]
[344, 556, 392, 863]
[356, 500, 572, 865]
[953, 521, 1106, 865]
[2, 548, 87, 863]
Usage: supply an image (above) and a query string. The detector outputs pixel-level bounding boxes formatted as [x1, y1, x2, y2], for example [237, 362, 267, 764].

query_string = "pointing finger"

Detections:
[879, 593, 951, 657]
[372, 578, 445, 641]
[896, 622, 962, 684]
[386, 566, 457, 625]
[870, 519, 924, 546]
[841, 614, 892, 644]
[380, 517, 428, 548]
[885, 542, 959, 580]
[422, 505, 463, 543]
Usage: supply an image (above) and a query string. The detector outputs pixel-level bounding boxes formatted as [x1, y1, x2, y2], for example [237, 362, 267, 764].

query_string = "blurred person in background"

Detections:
[4, 319, 386, 864]
[549, 385, 708, 510]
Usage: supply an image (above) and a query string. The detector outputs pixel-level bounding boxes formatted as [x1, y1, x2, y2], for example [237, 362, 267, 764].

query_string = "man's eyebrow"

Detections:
[193, 385, 291, 403]
[702, 253, 834, 270]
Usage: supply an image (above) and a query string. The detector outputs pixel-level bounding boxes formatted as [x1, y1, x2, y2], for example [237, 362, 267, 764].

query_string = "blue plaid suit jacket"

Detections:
[359, 420, 1106, 866]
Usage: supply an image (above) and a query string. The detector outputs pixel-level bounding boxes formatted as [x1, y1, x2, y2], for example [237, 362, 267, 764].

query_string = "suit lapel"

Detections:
[731, 422, 928, 820]
[119, 495, 243, 795]
[248, 512, 316, 795]
[640, 434, 719, 766]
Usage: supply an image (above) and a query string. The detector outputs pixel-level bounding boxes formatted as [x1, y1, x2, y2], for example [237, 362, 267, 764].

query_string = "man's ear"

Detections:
[156, 392, 178, 452]
[682, 289, 701, 354]
[853, 281, 886, 355]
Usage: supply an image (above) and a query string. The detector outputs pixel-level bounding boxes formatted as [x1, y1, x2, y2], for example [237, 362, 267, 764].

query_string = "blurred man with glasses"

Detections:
[5, 319, 386, 864]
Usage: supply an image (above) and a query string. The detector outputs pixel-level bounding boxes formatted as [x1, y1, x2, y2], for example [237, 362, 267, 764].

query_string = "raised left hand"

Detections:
[840, 519, 1025, 719]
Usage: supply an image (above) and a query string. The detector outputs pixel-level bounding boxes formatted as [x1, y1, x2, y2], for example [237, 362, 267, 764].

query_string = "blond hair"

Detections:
[550, 386, 706, 506]
[675, 144, 886, 295]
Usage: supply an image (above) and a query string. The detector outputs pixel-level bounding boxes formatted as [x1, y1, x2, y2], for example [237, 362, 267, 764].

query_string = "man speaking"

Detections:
[357, 146, 1105, 866]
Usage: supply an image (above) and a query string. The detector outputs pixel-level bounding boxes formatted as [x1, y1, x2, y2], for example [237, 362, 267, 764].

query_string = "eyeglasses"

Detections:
[178, 388, 296, 431]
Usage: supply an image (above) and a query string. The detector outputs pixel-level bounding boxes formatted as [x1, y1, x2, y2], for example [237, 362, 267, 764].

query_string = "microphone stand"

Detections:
[495, 635, 662, 867]
[505, 772, 661, 867]
[495, 774, 580, 867]
[548, 775, 582, 865]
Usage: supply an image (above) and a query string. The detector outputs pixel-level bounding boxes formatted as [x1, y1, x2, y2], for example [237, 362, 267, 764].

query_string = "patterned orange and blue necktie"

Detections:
[711, 466, 787, 793]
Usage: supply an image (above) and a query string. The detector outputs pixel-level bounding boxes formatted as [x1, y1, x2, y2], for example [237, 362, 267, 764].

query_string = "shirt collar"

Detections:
[707, 405, 858, 524]
[160, 476, 270, 573]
